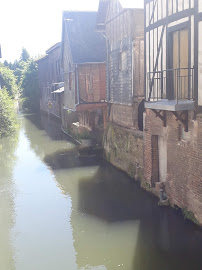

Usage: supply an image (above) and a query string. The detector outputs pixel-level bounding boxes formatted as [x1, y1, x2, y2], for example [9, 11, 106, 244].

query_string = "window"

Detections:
[168, 27, 189, 99]
[138, 99, 145, 131]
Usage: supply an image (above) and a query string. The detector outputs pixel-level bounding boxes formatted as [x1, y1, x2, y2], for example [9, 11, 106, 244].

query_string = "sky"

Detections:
[0, 0, 143, 63]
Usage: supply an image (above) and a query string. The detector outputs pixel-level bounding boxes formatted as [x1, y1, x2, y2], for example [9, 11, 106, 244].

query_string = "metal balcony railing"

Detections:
[146, 68, 194, 102]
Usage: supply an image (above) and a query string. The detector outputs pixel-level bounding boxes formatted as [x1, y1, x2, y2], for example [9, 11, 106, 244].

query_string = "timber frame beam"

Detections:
[171, 111, 189, 132]
[152, 109, 167, 127]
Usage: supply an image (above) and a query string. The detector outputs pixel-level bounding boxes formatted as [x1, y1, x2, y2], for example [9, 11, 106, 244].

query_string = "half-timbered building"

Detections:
[144, 0, 202, 224]
[61, 11, 107, 136]
[97, 0, 144, 130]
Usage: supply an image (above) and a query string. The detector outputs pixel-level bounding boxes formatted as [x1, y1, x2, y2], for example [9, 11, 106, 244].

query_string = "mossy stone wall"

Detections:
[103, 123, 144, 182]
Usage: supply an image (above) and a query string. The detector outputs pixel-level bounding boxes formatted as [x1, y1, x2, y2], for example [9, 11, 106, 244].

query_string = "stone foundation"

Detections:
[103, 123, 144, 182]
[109, 101, 145, 130]
[61, 109, 79, 131]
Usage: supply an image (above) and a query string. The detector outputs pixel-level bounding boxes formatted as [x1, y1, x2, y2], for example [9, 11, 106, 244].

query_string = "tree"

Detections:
[4, 60, 9, 67]
[0, 88, 18, 138]
[0, 66, 18, 98]
[20, 59, 40, 112]
[20, 48, 30, 62]
[14, 61, 26, 85]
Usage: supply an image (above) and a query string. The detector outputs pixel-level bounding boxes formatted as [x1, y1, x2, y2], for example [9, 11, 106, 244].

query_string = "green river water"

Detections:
[0, 114, 201, 270]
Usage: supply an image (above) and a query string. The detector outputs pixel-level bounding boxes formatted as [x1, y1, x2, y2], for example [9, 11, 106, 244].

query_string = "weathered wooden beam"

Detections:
[152, 109, 167, 127]
[149, 25, 166, 100]
[171, 110, 189, 132]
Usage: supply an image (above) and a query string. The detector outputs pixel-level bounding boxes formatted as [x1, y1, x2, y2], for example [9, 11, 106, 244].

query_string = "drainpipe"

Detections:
[100, 32, 111, 117]
[132, 40, 134, 98]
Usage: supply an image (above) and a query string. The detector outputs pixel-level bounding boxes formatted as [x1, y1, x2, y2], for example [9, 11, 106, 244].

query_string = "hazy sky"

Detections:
[0, 0, 143, 62]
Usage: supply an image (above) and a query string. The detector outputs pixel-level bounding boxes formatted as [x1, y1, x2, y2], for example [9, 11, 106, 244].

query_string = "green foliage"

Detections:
[3, 60, 9, 67]
[14, 61, 26, 84]
[2, 48, 39, 113]
[182, 208, 199, 225]
[127, 163, 136, 178]
[20, 59, 40, 112]
[20, 48, 30, 62]
[78, 130, 91, 140]
[0, 66, 18, 98]
[0, 88, 18, 138]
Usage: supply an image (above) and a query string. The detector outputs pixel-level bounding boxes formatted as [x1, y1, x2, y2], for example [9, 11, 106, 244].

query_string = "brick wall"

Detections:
[144, 109, 202, 225]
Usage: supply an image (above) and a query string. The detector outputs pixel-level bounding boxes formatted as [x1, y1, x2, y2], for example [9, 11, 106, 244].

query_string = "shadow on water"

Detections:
[77, 163, 202, 269]
[24, 113, 65, 141]
[24, 113, 202, 270]
[78, 163, 158, 222]
[43, 149, 100, 170]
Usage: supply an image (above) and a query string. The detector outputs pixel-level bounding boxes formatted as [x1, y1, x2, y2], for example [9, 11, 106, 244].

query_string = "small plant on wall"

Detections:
[78, 130, 91, 140]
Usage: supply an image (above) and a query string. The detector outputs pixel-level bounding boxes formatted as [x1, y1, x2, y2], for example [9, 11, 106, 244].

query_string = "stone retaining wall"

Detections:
[103, 123, 144, 182]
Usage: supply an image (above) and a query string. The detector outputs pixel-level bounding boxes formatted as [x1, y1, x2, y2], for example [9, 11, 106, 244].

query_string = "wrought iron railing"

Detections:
[146, 68, 194, 102]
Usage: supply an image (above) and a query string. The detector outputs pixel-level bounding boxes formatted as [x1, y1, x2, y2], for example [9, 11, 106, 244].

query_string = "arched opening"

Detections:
[138, 99, 145, 131]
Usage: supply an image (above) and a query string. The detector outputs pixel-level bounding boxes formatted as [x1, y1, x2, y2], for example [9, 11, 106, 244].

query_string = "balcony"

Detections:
[145, 68, 195, 112]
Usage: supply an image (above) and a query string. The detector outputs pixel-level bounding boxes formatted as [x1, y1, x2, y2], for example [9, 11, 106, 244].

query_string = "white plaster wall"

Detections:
[199, 22, 202, 106]
[158, 136, 167, 183]
[199, 0, 202, 13]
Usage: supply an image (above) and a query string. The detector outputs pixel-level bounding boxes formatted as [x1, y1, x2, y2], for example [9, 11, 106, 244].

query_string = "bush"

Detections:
[20, 59, 40, 112]
[0, 66, 18, 98]
[0, 88, 18, 138]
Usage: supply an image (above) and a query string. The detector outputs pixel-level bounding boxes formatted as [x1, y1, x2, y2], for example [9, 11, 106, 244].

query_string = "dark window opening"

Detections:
[138, 99, 145, 131]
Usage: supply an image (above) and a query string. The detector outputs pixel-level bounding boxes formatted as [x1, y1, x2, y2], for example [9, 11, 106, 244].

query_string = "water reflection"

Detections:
[55, 164, 202, 270]
[25, 114, 202, 270]
[0, 128, 19, 270]
[0, 114, 202, 270]
[23, 114, 76, 159]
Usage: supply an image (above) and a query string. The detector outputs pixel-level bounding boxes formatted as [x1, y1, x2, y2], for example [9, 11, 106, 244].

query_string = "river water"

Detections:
[0, 114, 202, 270]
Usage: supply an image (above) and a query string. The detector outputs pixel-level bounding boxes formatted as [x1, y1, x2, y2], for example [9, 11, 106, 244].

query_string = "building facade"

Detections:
[61, 11, 107, 139]
[97, 0, 144, 130]
[37, 42, 64, 119]
[144, 0, 202, 225]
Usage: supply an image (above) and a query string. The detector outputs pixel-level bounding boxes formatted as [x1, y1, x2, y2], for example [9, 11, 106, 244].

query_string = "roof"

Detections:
[62, 11, 106, 64]
[51, 87, 64, 94]
[46, 42, 61, 54]
[96, 0, 109, 32]
[35, 42, 61, 63]
[35, 54, 48, 63]
[119, 0, 143, 8]
[96, 0, 144, 31]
